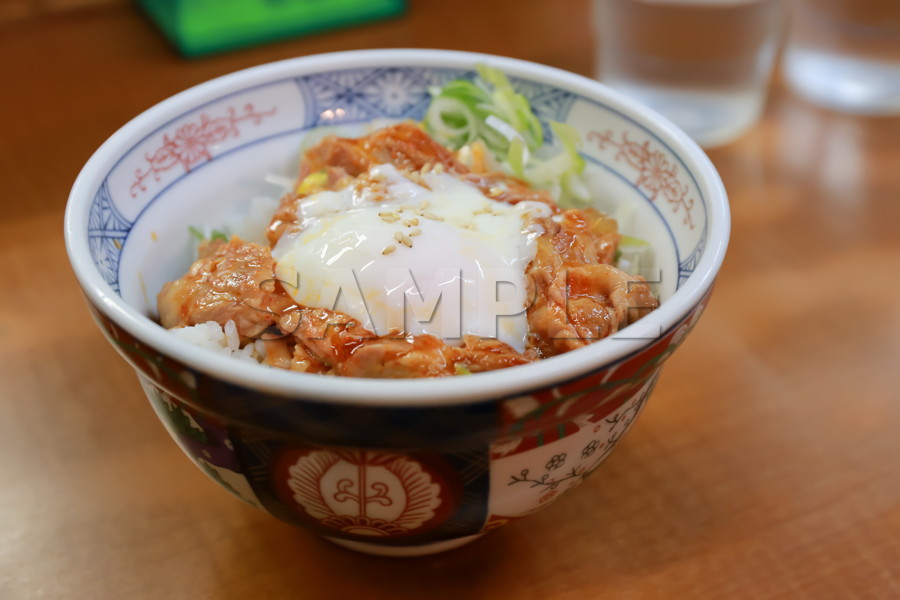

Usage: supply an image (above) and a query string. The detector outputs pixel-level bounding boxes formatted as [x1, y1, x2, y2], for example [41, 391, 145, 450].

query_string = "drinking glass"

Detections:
[782, 0, 900, 115]
[594, 0, 786, 148]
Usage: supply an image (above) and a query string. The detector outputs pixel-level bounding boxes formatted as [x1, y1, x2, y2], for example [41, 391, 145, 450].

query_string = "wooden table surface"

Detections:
[2, 2, 900, 598]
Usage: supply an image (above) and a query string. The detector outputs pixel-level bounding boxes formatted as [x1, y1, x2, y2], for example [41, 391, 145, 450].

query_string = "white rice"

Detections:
[171, 192, 283, 361]
[169, 320, 268, 364]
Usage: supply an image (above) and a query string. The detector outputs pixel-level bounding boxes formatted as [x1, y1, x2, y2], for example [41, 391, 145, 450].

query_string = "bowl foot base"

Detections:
[325, 533, 484, 557]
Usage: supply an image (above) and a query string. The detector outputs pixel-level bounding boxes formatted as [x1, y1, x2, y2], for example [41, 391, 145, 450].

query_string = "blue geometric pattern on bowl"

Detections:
[295, 66, 578, 142]
[87, 180, 131, 294]
[678, 219, 708, 287]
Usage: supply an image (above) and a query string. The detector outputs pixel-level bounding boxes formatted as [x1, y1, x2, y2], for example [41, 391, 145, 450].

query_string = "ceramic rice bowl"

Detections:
[64, 49, 729, 556]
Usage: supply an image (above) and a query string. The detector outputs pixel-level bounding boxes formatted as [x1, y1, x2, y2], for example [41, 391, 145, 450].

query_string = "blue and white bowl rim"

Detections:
[64, 49, 730, 407]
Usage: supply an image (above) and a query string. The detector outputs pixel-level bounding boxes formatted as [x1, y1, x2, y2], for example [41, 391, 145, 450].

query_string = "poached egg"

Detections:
[272, 164, 550, 352]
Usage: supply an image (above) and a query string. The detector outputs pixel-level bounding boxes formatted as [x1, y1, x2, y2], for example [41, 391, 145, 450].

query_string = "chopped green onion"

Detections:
[550, 121, 586, 175]
[507, 137, 526, 178]
[425, 63, 543, 156]
[475, 64, 543, 150]
[619, 235, 651, 247]
[424, 96, 478, 149]
[423, 64, 592, 208]
[525, 122, 589, 208]
[485, 114, 522, 144]
[188, 225, 228, 243]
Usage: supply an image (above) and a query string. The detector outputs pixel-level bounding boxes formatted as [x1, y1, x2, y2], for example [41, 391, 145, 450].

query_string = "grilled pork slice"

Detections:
[157, 238, 295, 339]
[526, 211, 658, 356]
[267, 122, 468, 245]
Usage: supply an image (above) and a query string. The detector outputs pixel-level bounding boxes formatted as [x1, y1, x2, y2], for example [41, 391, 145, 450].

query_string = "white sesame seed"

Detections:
[394, 231, 413, 248]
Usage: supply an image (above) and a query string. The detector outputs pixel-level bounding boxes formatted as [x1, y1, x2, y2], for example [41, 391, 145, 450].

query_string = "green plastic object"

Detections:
[137, 0, 408, 57]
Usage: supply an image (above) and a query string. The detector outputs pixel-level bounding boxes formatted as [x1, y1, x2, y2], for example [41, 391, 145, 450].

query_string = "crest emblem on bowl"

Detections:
[276, 448, 460, 537]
